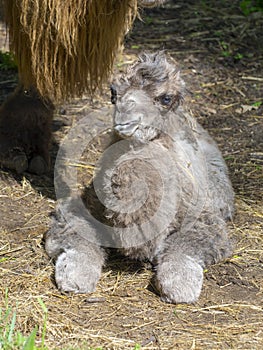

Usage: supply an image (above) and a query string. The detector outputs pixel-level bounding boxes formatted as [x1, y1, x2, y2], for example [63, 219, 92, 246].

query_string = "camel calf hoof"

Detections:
[55, 249, 102, 294]
[155, 255, 204, 304]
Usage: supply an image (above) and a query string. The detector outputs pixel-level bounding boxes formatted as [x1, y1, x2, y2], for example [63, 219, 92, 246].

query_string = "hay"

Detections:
[2, 0, 138, 101]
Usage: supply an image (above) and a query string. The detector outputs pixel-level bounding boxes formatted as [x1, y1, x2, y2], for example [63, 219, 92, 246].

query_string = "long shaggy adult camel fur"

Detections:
[0, 0, 165, 174]
[3, 0, 138, 100]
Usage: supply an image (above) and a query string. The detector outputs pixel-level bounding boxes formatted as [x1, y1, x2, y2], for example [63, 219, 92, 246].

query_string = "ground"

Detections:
[0, 1, 262, 349]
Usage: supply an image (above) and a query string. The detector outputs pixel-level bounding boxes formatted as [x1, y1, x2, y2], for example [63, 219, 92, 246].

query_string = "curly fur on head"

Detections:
[117, 51, 185, 109]
[111, 52, 187, 142]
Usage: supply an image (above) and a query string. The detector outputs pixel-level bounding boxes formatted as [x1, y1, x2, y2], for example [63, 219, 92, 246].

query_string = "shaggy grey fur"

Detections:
[45, 52, 234, 304]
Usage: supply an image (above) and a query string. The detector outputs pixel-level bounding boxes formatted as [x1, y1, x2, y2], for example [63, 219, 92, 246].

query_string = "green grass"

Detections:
[0, 291, 142, 349]
[0, 291, 47, 350]
[240, 0, 263, 15]
[0, 51, 17, 70]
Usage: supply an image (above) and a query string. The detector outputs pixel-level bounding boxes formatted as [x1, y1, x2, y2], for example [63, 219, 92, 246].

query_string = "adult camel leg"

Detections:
[0, 86, 54, 174]
[0, 0, 165, 174]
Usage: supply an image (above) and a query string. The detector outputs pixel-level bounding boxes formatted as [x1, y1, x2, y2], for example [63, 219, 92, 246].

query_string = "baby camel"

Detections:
[45, 52, 234, 304]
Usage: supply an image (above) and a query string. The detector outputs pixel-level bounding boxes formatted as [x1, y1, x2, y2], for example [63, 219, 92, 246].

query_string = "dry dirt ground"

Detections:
[0, 1, 262, 349]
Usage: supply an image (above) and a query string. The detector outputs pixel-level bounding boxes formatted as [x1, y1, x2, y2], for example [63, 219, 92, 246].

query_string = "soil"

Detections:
[0, 1, 262, 349]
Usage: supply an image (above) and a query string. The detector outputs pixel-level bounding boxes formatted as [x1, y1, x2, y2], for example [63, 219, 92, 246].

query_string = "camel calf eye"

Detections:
[110, 85, 117, 104]
[160, 94, 172, 106]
